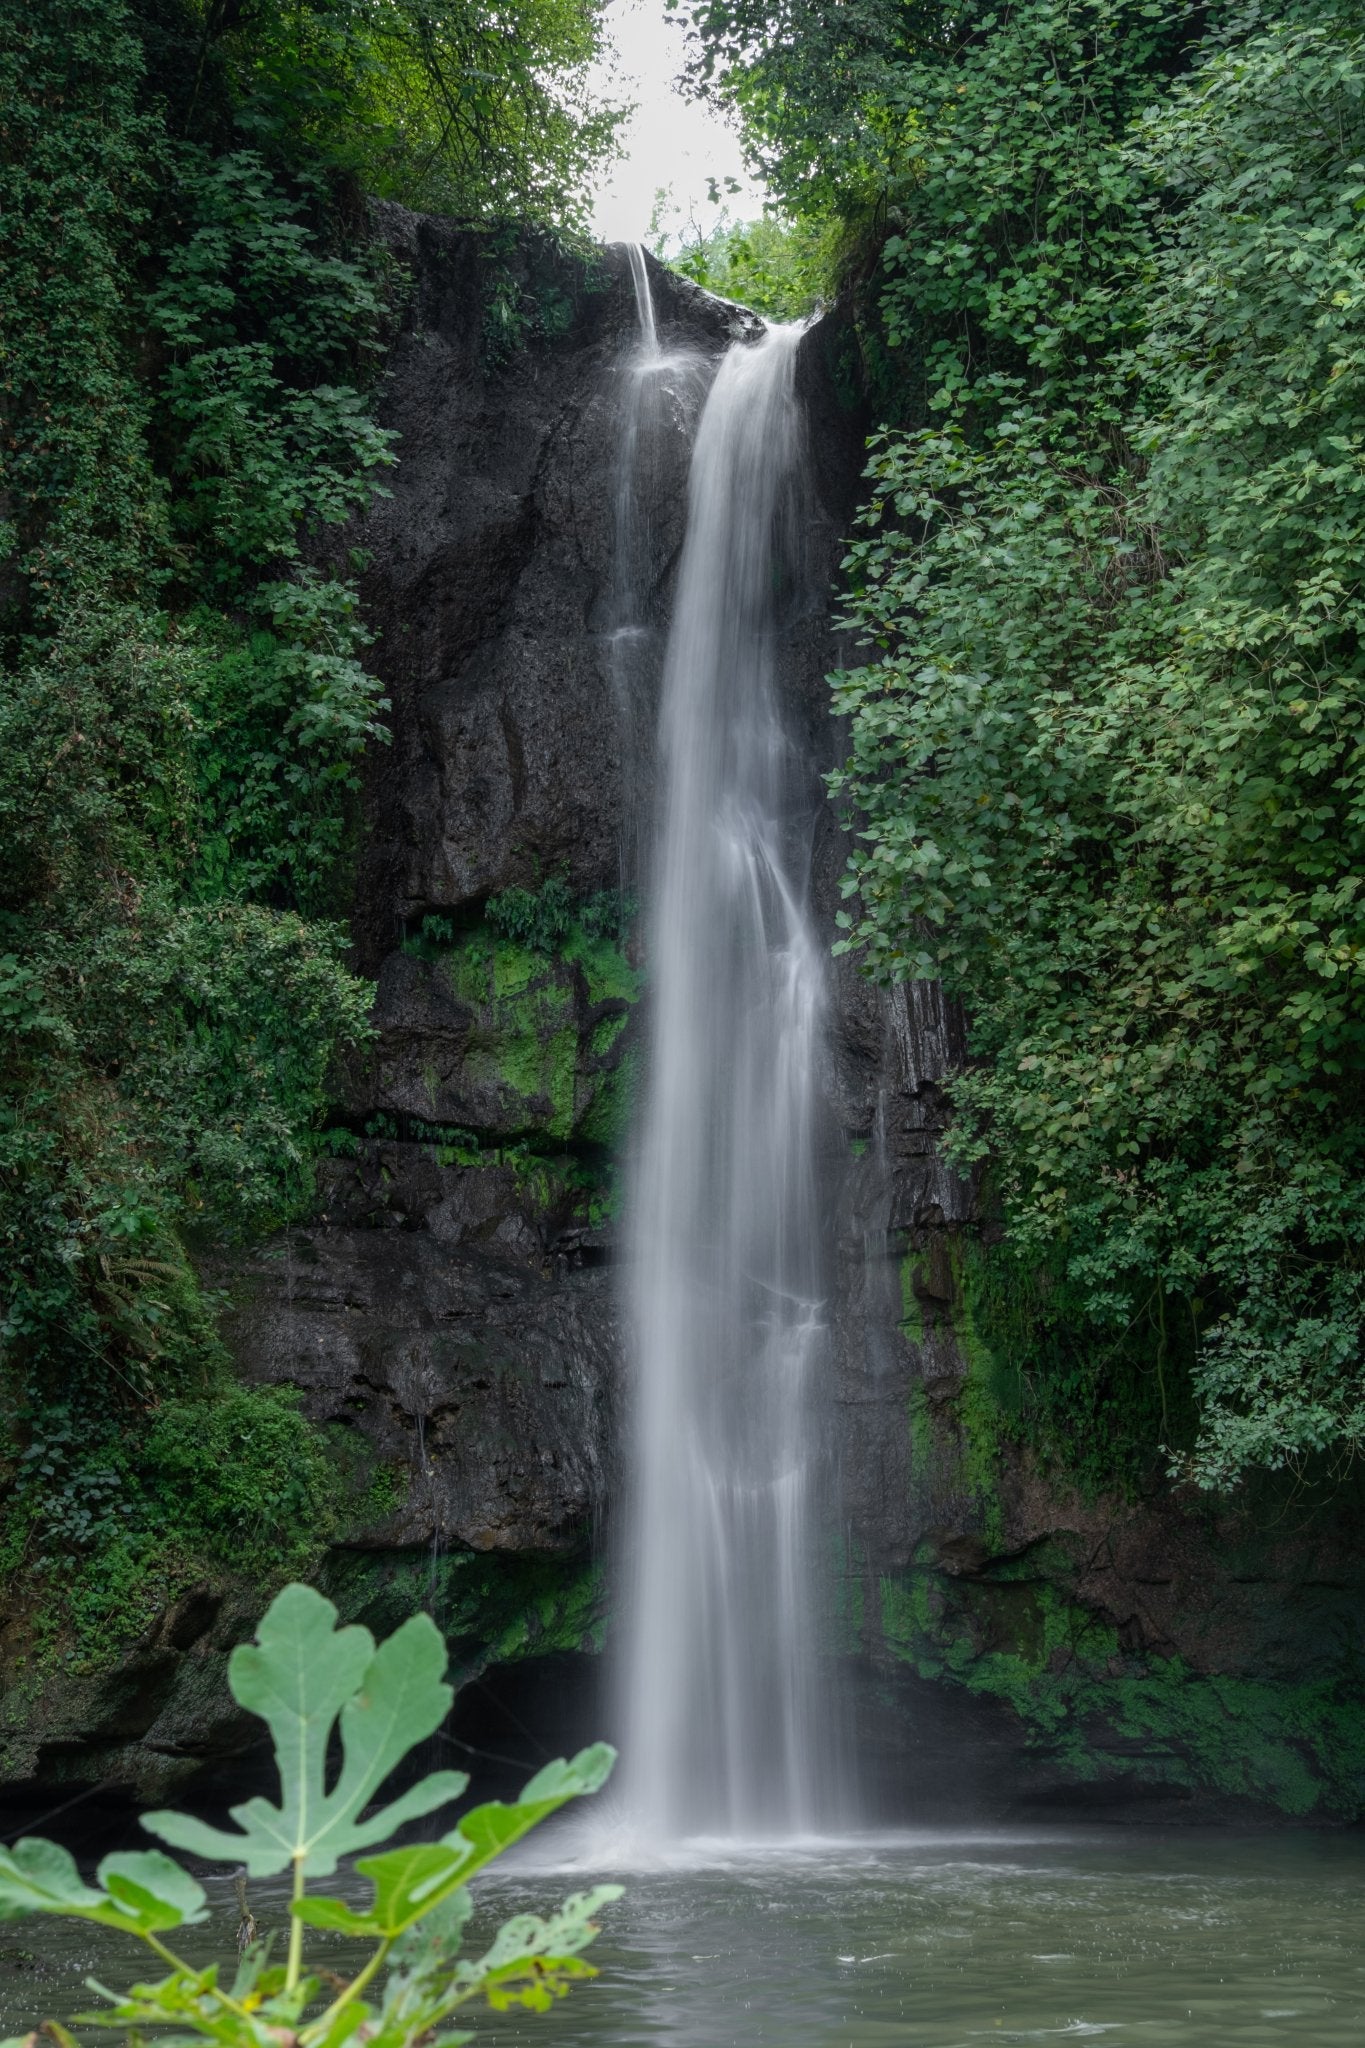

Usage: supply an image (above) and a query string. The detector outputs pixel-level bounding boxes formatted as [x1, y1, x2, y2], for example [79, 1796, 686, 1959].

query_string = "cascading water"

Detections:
[605, 247, 708, 878]
[617, 274, 842, 1844]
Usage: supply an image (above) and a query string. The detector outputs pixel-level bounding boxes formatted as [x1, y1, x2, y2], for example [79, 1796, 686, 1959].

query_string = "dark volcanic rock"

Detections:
[350, 222, 755, 962]
[221, 1230, 616, 1555]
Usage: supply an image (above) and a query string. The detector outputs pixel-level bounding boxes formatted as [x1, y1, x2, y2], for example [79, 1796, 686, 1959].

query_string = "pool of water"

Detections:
[2, 1830, 1362, 2045]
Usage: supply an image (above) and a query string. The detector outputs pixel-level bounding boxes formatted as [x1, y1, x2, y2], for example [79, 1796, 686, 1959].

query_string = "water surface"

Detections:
[3, 1831, 1362, 2046]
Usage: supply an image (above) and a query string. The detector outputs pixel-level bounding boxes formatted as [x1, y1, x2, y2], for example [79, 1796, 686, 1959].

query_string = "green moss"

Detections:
[898, 1256, 925, 1345]
[577, 1047, 638, 1148]
[441, 928, 495, 1005]
[563, 925, 641, 1007]
[491, 939, 544, 1004]
[878, 1560, 1365, 1816]
[907, 1382, 935, 1501]
[321, 1549, 607, 1674]
[328, 1433, 407, 1531]
[954, 1233, 1175, 1499]
[897, 1239, 1016, 1549]
[494, 1561, 608, 1662]
[483, 1009, 575, 1136]
[589, 1009, 629, 1058]
[428, 910, 639, 1148]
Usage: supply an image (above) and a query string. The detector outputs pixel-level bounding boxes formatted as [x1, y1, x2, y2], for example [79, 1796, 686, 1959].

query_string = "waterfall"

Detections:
[623, 239, 658, 356]
[606, 246, 707, 878]
[617, 274, 840, 1844]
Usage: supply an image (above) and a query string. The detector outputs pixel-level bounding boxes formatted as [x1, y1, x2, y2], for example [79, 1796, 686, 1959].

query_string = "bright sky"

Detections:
[586, 0, 766, 247]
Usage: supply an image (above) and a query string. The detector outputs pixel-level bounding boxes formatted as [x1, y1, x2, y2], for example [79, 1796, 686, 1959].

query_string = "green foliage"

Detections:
[0, 0, 624, 1684]
[0, 5, 387, 1442]
[682, 0, 1365, 1489]
[652, 203, 835, 321]
[484, 877, 635, 954]
[878, 1558, 1365, 1815]
[206, 0, 621, 228]
[144, 142, 396, 906]
[671, 0, 925, 223]
[141, 1388, 340, 1572]
[149, 148, 397, 580]
[0, 1841, 208, 1938]
[145, 1584, 467, 1876]
[294, 1746, 616, 1935]
[185, 595, 388, 912]
[0, 0, 160, 613]
[0, 1585, 619, 2047]
[475, 223, 607, 371]
[824, 1, 1365, 1488]
[485, 876, 577, 952]
[0, 1387, 339, 1668]
[407, 900, 640, 1148]
[2, 777, 371, 1404]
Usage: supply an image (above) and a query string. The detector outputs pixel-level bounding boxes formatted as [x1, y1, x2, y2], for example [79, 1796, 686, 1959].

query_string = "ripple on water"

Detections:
[2, 1829, 1364, 2047]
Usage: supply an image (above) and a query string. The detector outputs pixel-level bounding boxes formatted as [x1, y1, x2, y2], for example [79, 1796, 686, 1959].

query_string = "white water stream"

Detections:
[616, 253, 841, 1844]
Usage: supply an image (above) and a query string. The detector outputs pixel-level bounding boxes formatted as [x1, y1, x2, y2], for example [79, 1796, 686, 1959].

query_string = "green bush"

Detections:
[142, 1388, 339, 1573]
[0, 1384, 341, 1667]
[680, 0, 1365, 1489]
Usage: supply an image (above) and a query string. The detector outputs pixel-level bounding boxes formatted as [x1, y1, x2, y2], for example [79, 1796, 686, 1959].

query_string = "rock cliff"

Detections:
[8, 214, 1363, 1826]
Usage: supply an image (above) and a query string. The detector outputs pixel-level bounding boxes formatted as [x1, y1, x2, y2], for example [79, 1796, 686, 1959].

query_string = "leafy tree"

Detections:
[651, 199, 835, 320]
[172, 0, 622, 227]
[668, 0, 937, 222]
[829, 3, 1365, 1487]
[677, 0, 1365, 1488]
[0, 0, 617, 1606]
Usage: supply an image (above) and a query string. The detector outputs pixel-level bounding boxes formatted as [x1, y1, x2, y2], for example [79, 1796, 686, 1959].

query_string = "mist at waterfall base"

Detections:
[603, 249, 848, 1853]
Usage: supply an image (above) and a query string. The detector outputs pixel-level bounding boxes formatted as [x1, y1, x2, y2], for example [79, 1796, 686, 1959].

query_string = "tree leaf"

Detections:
[142, 1583, 466, 1876]
[294, 1745, 617, 1940]
[0, 1840, 107, 1923]
[95, 1852, 209, 1933]
[0, 1841, 205, 1937]
[444, 1743, 615, 1888]
[481, 1954, 597, 2014]
[456, 1885, 623, 2012]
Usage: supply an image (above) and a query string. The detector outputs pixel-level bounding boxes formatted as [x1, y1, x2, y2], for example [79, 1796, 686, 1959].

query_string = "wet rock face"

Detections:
[210, 233, 742, 1584]
[350, 217, 752, 960]
[227, 230, 737, 1587]
[222, 1233, 616, 1555]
